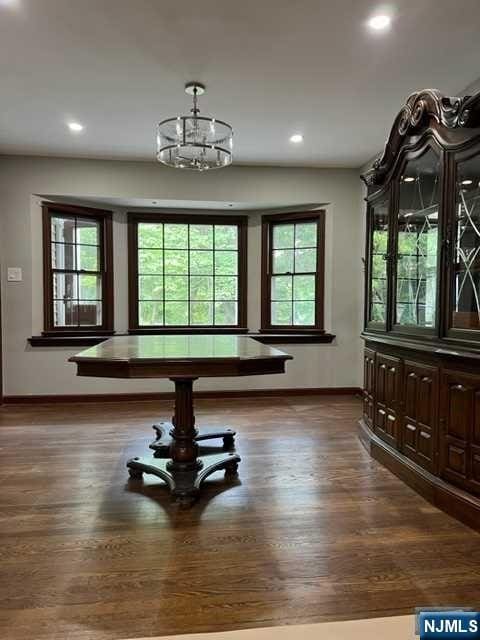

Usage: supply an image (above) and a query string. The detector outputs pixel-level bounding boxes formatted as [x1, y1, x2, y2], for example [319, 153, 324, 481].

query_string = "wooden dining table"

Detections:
[69, 334, 292, 505]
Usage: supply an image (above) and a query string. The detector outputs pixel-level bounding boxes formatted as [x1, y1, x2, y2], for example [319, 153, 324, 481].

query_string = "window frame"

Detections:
[127, 212, 248, 334]
[261, 210, 326, 334]
[42, 202, 114, 336]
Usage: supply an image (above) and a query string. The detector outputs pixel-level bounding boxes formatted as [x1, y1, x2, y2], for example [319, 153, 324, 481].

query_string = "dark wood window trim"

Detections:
[41, 202, 114, 339]
[128, 212, 248, 333]
[261, 210, 331, 338]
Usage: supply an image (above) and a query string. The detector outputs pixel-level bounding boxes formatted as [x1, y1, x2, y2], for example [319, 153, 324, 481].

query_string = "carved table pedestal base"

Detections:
[126, 377, 240, 506]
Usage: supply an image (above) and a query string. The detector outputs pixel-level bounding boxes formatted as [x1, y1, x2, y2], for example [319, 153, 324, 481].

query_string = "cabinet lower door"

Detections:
[363, 349, 375, 427]
[440, 370, 480, 494]
[374, 354, 402, 448]
[402, 361, 438, 473]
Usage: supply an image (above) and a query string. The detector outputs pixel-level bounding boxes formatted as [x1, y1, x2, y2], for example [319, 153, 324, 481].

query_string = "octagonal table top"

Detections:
[69, 335, 292, 379]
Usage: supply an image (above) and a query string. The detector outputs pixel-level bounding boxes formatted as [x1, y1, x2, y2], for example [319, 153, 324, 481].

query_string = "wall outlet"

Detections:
[7, 267, 23, 282]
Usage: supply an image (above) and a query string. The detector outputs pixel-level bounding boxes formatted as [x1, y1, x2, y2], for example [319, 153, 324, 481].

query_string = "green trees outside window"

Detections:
[134, 219, 245, 328]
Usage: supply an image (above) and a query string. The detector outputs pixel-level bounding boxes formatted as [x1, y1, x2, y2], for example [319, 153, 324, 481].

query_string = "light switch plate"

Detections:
[7, 267, 23, 282]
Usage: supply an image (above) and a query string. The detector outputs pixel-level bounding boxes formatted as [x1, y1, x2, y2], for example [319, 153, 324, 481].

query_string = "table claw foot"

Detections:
[194, 452, 242, 488]
[127, 458, 144, 480]
[225, 461, 239, 477]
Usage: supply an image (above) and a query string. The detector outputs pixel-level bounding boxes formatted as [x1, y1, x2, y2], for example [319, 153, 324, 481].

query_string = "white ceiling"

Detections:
[1, 0, 480, 168]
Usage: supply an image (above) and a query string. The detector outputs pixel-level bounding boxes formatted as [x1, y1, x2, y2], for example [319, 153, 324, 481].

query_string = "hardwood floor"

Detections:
[1, 394, 479, 640]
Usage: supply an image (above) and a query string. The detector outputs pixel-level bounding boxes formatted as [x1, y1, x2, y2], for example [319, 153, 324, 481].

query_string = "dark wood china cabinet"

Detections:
[360, 88, 480, 530]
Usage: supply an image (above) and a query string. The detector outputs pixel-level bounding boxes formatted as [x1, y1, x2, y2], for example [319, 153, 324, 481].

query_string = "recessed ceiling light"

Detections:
[461, 179, 473, 186]
[68, 122, 84, 133]
[368, 14, 392, 31]
[290, 134, 303, 144]
[403, 176, 415, 183]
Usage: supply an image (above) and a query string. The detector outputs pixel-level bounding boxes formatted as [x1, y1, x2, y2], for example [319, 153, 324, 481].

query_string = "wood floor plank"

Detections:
[1, 395, 479, 640]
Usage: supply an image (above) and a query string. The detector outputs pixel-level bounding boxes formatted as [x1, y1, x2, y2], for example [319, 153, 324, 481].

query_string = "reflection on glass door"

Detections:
[368, 197, 389, 325]
[452, 156, 480, 330]
[395, 148, 440, 328]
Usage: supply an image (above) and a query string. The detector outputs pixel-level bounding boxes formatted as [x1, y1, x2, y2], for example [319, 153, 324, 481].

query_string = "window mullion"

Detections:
[162, 224, 166, 326]
[187, 224, 191, 327]
[213, 225, 216, 326]
[268, 223, 273, 327]
[292, 223, 296, 326]
[74, 216, 80, 327]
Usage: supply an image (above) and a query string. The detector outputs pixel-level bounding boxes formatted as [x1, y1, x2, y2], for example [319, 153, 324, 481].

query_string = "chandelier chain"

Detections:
[191, 86, 200, 117]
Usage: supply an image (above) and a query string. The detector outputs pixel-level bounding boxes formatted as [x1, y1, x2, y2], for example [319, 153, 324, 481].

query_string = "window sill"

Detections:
[29, 333, 115, 347]
[252, 332, 336, 344]
[29, 329, 335, 347]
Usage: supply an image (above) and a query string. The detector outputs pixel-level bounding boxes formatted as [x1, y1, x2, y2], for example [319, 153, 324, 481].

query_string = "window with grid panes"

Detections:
[42, 203, 113, 334]
[261, 211, 325, 331]
[129, 214, 247, 329]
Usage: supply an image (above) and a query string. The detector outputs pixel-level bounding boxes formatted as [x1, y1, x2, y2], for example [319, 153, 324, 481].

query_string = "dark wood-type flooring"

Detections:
[1, 395, 480, 640]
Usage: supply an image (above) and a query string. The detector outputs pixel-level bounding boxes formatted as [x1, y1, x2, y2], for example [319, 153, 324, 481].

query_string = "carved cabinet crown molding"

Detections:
[362, 88, 480, 187]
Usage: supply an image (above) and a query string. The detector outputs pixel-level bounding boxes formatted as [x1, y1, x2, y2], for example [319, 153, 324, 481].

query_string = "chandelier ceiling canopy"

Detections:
[157, 83, 233, 171]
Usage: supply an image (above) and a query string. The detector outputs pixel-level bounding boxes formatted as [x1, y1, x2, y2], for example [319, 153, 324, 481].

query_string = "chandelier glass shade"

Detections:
[157, 83, 233, 171]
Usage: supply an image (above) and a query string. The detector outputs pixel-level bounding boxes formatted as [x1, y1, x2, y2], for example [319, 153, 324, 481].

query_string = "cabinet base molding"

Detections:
[359, 418, 480, 532]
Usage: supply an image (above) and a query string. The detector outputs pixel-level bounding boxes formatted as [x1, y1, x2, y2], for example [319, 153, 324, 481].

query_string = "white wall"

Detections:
[0, 155, 365, 396]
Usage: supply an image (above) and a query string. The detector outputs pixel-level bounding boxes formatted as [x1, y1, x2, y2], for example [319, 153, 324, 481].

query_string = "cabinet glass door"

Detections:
[368, 196, 389, 326]
[395, 148, 440, 329]
[452, 155, 480, 331]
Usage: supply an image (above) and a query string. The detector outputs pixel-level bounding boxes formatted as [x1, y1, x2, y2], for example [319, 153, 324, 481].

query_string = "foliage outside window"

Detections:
[42, 203, 113, 334]
[129, 214, 248, 330]
[261, 211, 325, 332]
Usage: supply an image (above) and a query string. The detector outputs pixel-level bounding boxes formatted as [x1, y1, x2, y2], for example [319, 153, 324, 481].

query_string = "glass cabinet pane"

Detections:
[368, 197, 389, 325]
[452, 156, 480, 330]
[395, 148, 440, 328]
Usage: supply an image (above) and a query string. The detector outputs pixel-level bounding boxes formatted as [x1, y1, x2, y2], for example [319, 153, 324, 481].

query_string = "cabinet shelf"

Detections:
[399, 202, 439, 221]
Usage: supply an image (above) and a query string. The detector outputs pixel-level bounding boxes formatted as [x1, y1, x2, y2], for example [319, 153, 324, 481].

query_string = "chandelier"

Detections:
[157, 83, 233, 171]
